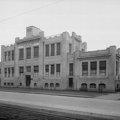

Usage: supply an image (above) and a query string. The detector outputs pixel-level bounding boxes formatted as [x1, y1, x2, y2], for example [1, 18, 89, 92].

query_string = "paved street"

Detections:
[0, 91, 119, 119]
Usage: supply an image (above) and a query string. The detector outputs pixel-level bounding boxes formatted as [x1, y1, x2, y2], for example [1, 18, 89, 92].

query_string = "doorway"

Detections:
[69, 78, 73, 88]
[26, 75, 31, 87]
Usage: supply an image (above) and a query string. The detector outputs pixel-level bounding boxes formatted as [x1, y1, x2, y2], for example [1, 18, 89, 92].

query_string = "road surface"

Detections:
[0, 91, 119, 119]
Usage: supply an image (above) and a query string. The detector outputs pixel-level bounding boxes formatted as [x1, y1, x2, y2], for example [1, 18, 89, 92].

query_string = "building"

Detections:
[0, 26, 120, 92]
[73, 46, 120, 92]
[0, 62, 1, 86]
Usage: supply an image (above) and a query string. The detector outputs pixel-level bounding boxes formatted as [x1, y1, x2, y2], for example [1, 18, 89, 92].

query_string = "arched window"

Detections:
[99, 83, 106, 89]
[4, 82, 6, 86]
[55, 83, 60, 87]
[7, 83, 10, 86]
[90, 83, 96, 88]
[20, 83, 22, 86]
[99, 83, 106, 92]
[11, 83, 14, 86]
[81, 83, 87, 89]
[45, 83, 49, 88]
[50, 83, 54, 87]
[34, 83, 37, 86]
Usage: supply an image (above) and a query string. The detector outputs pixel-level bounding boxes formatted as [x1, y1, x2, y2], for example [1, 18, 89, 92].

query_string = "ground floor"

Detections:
[1, 75, 120, 92]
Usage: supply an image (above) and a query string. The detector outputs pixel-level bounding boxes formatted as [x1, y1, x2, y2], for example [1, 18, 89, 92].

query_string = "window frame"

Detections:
[51, 44, 55, 56]
[19, 66, 24, 75]
[82, 62, 88, 76]
[19, 48, 24, 60]
[45, 44, 49, 57]
[34, 65, 39, 73]
[51, 64, 55, 75]
[34, 46, 39, 58]
[56, 42, 61, 55]
[99, 60, 106, 76]
[26, 47, 31, 59]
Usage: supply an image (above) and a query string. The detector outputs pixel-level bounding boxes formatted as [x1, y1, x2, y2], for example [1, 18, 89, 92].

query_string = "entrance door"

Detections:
[26, 75, 31, 87]
[69, 78, 73, 88]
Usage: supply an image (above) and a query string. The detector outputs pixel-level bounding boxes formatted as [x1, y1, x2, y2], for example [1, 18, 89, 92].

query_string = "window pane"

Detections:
[51, 64, 55, 75]
[100, 61, 106, 70]
[56, 64, 60, 73]
[8, 68, 10, 77]
[11, 67, 14, 77]
[19, 66, 24, 74]
[4, 68, 7, 77]
[19, 48, 24, 60]
[56, 64, 60, 76]
[51, 44, 55, 56]
[34, 46, 39, 58]
[69, 63, 73, 76]
[56, 43, 61, 55]
[116, 61, 119, 75]
[99, 61, 106, 75]
[69, 43, 72, 53]
[82, 62, 88, 76]
[45, 65, 49, 72]
[4, 52, 7, 61]
[34, 66, 39, 73]
[45, 44, 49, 56]
[90, 83, 96, 88]
[90, 61, 97, 76]
[26, 66, 31, 72]
[26, 47, 31, 59]
[12, 50, 14, 60]
[45, 65, 49, 76]
[8, 51, 11, 61]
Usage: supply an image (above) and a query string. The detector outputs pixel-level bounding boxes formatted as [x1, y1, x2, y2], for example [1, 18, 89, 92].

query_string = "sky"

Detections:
[0, 0, 120, 58]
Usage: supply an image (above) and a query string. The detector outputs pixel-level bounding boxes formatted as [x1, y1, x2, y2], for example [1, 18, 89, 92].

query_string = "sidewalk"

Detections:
[0, 87, 109, 98]
[95, 92, 120, 100]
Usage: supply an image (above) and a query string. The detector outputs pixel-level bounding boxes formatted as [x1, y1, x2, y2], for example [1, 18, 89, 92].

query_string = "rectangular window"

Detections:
[34, 46, 39, 58]
[69, 63, 73, 76]
[4, 68, 7, 77]
[45, 65, 49, 76]
[26, 66, 31, 72]
[82, 62, 88, 76]
[8, 51, 11, 61]
[45, 44, 49, 56]
[90, 61, 97, 76]
[8, 67, 10, 77]
[51, 44, 55, 56]
[99, 61, 106, 76]
[56, 64, 60, 76]
[34, 66, 39, 73]
[19, 48, 24, 60]
[19, 66, 24, 75]
[12, 50, 14, 61]
[11, 67, 14, 77]
[4, 52, 7, 61]
[116, 61, 119, 76]
[69, 43, 72, 54]
[26, 47, 31, 59]
[51, 64, 55, 75]
[56, 43, 61, 55]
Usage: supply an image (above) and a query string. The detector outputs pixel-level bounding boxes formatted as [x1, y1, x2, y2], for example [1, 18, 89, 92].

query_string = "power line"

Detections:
[0, 0, 64, 23]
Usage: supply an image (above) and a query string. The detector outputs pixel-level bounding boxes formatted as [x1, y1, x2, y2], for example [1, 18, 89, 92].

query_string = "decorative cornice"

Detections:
[77, 54, 111, 60]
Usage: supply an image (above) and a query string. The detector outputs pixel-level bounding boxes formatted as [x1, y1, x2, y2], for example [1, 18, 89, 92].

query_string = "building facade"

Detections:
[0, 26, 120, 92]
